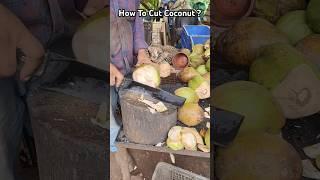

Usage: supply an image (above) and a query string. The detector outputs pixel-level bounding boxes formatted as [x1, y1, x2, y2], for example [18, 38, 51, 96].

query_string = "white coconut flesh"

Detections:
[181, 132, 197, 151]
[168, 126, 182, 141]
[159, 62, 171, 78]
[272, 64, 320, 119]
[72, 13, 108, 71]
[132, 65, 160, 88]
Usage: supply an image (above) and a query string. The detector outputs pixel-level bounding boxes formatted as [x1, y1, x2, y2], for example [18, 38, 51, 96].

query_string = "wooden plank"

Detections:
[116, 141, 210, 158]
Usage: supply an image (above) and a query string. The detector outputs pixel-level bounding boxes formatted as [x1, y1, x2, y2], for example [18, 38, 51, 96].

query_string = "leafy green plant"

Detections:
[140, 0, 161, 11]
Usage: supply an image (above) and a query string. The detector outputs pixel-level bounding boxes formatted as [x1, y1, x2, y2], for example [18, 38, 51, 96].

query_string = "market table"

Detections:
[27, 90, 107, 180]
[117, 142, 211, 179]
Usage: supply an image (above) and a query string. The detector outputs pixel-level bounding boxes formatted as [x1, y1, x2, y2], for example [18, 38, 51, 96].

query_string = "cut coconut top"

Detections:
[272, 64, 320, 119]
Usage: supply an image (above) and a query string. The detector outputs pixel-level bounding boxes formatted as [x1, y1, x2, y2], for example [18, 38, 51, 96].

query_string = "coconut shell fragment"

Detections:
[272, 64, 320, 119]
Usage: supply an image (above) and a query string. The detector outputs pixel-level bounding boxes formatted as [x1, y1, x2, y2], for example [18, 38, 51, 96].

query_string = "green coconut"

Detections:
[188, 75, 210, 99]
[306, 0, 320, 33]
[250, 43, 320, 119]
[167, 138, 184, 151]
[316, 155, 320, 169]
[253, 0, 306, 23]
[133, 64, 161, 88]
[276, 10, 313, 45]
[212, 81, 285, 136]
[196, 65, 208, 75]
[204, 48, 210, 59]
[205, 59, 210, 71]
[72, 8, 108, 71]
[192, 44, 204, 55]
[178, 67, 200, 83]
[174, 87, 199, 103]
[180, 48, 191, 56]
[204, 39, 210, 50]
[178, 103, 204, 127]
[189, 53, 205, 68]
[221, 17, 289, 66]
[203, 73, 210, 84]
[205, 128, 210, 149]
[296, 34, 320, 68]
[216, 133, 302, 180]
[250, 43, 320, 90]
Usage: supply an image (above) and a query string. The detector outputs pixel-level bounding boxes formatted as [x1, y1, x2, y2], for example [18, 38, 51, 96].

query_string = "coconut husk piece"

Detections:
[302, 159, 320, 179]
[272, 64, 320, 119]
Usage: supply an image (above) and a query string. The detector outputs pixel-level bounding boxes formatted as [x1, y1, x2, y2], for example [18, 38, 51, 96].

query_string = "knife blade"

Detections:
[213, 109, 244, 147]
[119, 77, 186, 107]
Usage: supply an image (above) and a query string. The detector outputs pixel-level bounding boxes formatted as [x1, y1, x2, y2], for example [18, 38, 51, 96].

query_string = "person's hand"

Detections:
[136, 49, 152, 66]
[110, 64, 124, 87]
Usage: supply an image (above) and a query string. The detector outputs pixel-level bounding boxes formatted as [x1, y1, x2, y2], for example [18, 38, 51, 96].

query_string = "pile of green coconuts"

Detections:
[132, 40, 211, 153]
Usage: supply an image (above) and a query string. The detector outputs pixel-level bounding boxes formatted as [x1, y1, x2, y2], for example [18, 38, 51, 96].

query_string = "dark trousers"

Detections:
[0, 77, 25, 180]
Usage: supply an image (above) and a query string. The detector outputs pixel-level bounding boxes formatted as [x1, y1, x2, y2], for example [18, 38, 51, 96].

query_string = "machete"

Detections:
[118, 76, 186, 107]
[213, 108, 244, 147]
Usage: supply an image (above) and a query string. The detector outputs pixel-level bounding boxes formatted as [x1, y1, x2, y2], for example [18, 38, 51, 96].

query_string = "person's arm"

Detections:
[133, 0, 152, 66]
[6, 7, 45, 81]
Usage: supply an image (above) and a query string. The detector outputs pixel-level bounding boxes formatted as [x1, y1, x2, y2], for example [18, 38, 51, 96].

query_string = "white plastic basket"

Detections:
[152, 162, 209, 180]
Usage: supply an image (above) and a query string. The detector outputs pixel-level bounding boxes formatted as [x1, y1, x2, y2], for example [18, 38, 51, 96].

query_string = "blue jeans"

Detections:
[0, 77, 25, 180]
[110, 87, 121, 152]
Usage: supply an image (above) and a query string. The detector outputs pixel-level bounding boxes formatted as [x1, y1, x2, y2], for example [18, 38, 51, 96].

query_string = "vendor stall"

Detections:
[111, 1, 212, 178]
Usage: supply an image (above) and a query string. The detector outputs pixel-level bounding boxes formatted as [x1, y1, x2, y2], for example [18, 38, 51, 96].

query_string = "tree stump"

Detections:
[119, 89, 177, 145]
[27, 90, 107, 180]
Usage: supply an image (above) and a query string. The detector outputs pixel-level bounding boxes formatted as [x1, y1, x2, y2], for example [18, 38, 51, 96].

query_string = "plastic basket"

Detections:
[152, 162, 209, 180]
[181, 25, 210, 50]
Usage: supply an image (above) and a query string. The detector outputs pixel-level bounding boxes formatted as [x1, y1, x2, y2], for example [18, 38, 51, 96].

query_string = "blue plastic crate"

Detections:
[181, 25, 210, 50]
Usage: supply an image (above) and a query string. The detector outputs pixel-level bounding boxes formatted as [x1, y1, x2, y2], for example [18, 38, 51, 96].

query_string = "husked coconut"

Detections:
[188, 76, 210, 99]
[174, 87, 199, 103]
[181, 127, 204, 145]
[181, 132, 197, 151]
[159, 62, 171, 78]
[167, 138, 184, 151]
[133, 64, 161, 88]
[216, 133, 302, 180]
[167, 126, 183, 141]
[73, 9, 108, 71]
[178, 103, 204, 127]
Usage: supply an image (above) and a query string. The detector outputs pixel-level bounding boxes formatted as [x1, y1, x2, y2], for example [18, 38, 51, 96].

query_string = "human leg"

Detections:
[0, 77, 24, 180]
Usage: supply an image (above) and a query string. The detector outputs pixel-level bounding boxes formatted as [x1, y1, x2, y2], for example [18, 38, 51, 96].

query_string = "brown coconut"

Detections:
[220, 17, 289, 66]
[178, 103, 204, 127]
[296, 34, 320, 69]
[178, 67, 199, 83]
[216, 133, 302, 180]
